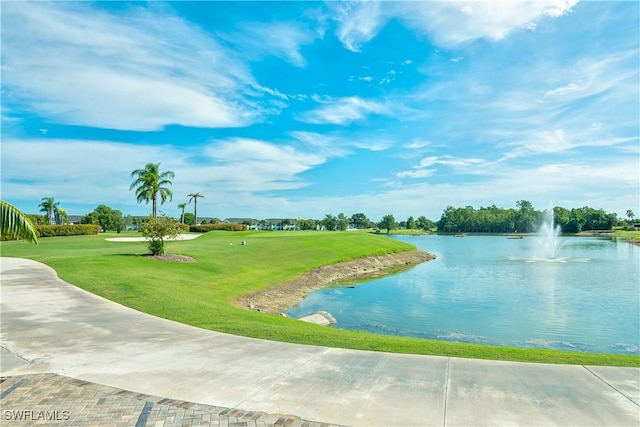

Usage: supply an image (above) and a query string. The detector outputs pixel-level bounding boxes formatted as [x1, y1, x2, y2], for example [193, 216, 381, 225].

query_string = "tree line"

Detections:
[437, 200, 625, 234]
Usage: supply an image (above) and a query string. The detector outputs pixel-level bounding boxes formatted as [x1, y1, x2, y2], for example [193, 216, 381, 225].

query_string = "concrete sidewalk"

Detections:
[1, 257, 638, 426]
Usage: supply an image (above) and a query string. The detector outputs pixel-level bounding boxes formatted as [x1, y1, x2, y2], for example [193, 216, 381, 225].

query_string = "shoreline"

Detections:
[236, 249, 435, 314]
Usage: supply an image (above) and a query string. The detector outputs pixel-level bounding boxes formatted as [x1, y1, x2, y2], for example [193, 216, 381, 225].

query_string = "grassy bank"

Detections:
[613, 229, 640, 244]
[1, 231, 638, 367]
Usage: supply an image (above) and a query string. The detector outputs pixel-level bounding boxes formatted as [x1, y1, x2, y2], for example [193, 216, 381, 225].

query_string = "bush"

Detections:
[177, 223, 190, 232]
[148, 240, 165, 256]
[140, 216, 183, 255]
[190, 223, 246, 232]
[35, 224, 100, 238]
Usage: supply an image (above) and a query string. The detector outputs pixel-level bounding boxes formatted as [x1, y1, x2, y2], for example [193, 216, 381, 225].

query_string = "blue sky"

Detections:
[2, 1, 638, 221]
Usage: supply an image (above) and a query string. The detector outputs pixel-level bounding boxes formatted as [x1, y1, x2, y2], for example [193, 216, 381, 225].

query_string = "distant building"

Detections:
[224, 218, 259, 230]
[223, 218, 298, 231]
[67, 215, 83, 225]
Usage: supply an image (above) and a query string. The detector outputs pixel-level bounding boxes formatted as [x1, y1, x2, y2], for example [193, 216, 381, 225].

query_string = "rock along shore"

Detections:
[236, 249, 435, 314]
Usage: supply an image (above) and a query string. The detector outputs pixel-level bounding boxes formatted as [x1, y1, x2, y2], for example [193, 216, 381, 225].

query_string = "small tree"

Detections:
[140, 215, 182, 255]
[417, 215, 434, 231]
[336, 213, 350, 231]
[406, 216, 417, 229]
[183, 212, 196, 226]
[350, 213, 369, 229]
[321, 214, 337, 231]
[378, 214, 397, 235]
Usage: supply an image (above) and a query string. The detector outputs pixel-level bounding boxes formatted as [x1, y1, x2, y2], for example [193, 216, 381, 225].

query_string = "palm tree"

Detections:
[1, 200, 38, 244]
[39, 197, 59, 224]
[178, 202, 187, 223]
[188, 193, 204, 225]
[130, 163, 174, 217]
[56, 207, 68, 224]
[627, 210, 635, 226]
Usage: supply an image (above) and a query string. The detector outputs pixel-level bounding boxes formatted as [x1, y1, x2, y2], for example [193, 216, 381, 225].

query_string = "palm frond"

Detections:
[0, 200, 39, 244]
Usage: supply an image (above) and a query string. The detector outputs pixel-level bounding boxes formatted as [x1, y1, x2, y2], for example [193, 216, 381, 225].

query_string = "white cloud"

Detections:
[396, 169, 436, 179]
[544, 82, 585, 98]
[1, 2, 263, 131]
[1, 138, 183, 207]
[501, 125, 637, 160]
[417, 156, 486, 170]
[204, 138, 326, 186]
[394, 155, 489, 182]
[392, 1, 578, 46]
[404, 140, 432, 150]
[290, 130, 389, 154]
[235, 21, 316, 67]
[332, 1, 578, 50]
[332, 1, 385, 52]
[299, 96, 389, 125]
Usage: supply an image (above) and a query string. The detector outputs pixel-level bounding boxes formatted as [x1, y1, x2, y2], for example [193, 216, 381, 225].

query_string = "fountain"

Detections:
[537, 206, 564, 259]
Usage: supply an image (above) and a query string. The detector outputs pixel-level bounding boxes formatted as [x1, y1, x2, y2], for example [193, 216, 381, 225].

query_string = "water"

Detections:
[286, 235, 640, 354]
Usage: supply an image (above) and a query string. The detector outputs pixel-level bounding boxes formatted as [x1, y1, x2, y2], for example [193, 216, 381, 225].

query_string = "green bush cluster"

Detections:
[177, 223, 190, 232]
[190, 223, 246, 232]
[36, 224, 100, 237]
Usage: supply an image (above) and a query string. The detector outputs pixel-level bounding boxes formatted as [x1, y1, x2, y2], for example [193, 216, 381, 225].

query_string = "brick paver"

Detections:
[0, 374, 344, 427]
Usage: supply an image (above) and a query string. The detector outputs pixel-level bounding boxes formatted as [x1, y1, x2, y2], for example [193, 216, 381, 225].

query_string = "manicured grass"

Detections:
[1, 231, 638, 367]
[614, 229, 640, 241]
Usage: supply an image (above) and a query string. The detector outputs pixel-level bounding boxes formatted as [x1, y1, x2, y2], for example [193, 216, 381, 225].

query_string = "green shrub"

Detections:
[190, 223, 246, 232]
[148, 240, 165, 255]
[177, 223, 190, 232]
[140, 216, 182, 255]
[35, 224, 100, 238]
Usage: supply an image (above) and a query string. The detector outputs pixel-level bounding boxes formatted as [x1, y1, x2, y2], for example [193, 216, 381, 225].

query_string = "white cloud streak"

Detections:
[332, 1, 578, 50]
[234, 21, 317, 67]
[395, 0, 578, 46]
[1, 2, 264, 131]
[299, 96, 389, 125]
[332, 1, 385, 52]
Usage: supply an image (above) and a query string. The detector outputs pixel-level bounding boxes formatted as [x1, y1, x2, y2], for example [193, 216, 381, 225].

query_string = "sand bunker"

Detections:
[105, 234, 202, 242]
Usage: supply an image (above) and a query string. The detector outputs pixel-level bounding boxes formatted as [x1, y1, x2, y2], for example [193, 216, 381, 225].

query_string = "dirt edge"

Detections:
[236, 249, 436, 314]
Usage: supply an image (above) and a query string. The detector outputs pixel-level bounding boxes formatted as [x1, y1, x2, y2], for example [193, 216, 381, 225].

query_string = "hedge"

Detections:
[190, 223, 246, 232]
[36, 224, 101, 237]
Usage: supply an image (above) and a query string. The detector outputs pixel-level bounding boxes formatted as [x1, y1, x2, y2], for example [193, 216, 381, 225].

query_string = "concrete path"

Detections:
[1, 257, 638, 426]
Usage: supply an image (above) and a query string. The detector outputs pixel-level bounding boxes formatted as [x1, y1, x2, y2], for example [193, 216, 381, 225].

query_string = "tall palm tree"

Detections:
[130, 163, 174, 217]
[39, 197, 59, 224]
[178, 202, 187, 223]
[188, 192, 204, 225]
[1, 200, 38, 244]
[627, 210, 635, 225]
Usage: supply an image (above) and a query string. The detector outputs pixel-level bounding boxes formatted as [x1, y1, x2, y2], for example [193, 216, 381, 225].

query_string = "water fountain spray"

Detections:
[537, 204, 563, 259]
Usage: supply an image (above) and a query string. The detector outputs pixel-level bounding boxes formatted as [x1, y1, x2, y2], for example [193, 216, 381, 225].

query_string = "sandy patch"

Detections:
[236, 250, 435, 314]
[147, 254, 197, 263]
[105, 234, 202, 242]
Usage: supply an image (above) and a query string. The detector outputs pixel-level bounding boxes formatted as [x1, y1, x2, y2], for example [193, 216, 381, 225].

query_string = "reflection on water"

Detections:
[286, 235, 640, 354]
[507, 256, 591, 263]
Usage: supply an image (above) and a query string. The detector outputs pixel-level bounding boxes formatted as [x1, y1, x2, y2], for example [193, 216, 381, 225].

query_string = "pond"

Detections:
[285, 235, 639, 354]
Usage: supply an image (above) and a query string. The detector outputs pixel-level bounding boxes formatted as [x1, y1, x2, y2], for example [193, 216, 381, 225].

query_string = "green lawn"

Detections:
[614, 229, 640, 242]
[1, 230, 638, 367]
